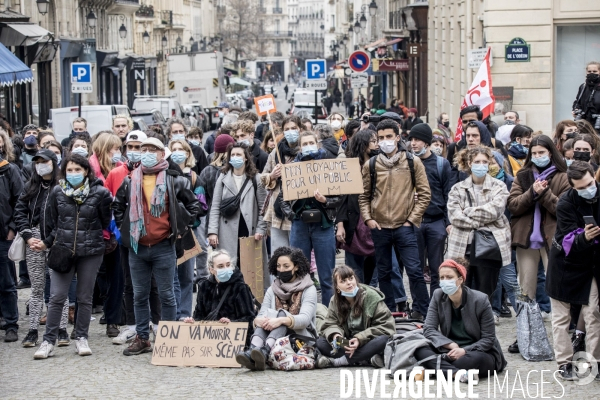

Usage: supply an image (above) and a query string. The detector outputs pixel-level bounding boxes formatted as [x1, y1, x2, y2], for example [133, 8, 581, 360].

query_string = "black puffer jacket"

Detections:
[197, 164, 222, 232]
[14, 180, 55, 242]
[43, 178, 112, 256]
[0, 161, 24, 238]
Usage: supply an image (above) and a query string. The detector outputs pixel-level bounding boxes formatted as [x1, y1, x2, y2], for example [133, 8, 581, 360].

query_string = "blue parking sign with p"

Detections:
[71, 63, 92, 83]
[305, 59, 326, 80]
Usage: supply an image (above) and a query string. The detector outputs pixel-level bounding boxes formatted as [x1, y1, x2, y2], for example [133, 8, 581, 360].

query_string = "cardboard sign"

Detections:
[239, 236, 264, 303]
[281, 158, 363, 201]
[254, 94, 277, 116]
[151, 321, 248, 368]
[177, 232, 203, 266]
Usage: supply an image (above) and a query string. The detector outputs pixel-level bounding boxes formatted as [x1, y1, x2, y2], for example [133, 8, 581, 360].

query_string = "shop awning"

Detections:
[0, 23, 52, 47]
[364, 38, 387, 51]
[385, 38, 403, 46]
[0, 42, 33, 87]
[230, 77, 251, 86]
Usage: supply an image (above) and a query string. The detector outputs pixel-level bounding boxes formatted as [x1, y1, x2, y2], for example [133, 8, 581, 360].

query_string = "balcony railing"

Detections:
[264, 30, 292, 38]
[273, 7, 283, 14]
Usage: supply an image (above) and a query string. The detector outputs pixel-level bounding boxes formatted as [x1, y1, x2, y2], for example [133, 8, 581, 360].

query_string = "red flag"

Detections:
[454, 48, 495, 142]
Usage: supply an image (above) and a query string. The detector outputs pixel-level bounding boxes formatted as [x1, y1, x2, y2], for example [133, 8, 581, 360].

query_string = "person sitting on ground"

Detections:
[235, 246, 317, 371]
[414, 258, 507, 383]
[317, 265, 395, 369]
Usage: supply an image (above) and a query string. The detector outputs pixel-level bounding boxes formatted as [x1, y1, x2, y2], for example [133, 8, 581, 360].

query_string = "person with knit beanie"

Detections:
[214, 134, 236, 154]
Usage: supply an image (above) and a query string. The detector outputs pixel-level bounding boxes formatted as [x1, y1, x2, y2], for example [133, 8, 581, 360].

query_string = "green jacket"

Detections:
[319, 284, 395, 346]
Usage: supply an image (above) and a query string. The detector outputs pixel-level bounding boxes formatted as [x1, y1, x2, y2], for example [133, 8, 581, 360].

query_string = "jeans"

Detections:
[0, 239, 18, 331]
[316, 335, 389, 364]
[416, 219, 447, 294]
[491, 262, 518, 315]
[102, 246, 124, 325]
[536, 259, 551, 313]
[174, 258, 194, 319]
[128, 240, 177, 340]
[346, 250, 407, 303]
[290, 219, 336, 306]
[122, 246, 161, 326]
[45, 267, 77, 306]
[270, 227, 291, 257]
[371, 226, 430, 316]
[43, 254, 103, 343]
[193, 224, 209, 281]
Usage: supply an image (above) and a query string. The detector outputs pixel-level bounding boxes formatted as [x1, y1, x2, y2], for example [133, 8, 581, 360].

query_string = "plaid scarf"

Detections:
[129, 160, 169, 253]
[59, 178, 90, 205]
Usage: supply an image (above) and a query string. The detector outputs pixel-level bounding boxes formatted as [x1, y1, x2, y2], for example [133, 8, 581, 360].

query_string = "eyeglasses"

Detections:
[462, 119, 477, 124]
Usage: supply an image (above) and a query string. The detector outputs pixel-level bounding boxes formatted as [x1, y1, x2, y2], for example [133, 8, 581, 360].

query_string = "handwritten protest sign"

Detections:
[239, 237, 264, 303]
[281, 158, 363, 201]
[253, 94, 277, 116]
[177, 233, 203, 266]
[151, 321, 248, 368]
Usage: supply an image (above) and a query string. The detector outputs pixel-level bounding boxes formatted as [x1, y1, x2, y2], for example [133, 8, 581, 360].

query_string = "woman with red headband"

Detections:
[414, 258, 507, 383]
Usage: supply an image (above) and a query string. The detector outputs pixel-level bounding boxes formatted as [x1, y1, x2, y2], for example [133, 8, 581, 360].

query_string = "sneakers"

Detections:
[113, 327, 136, 345]
[4, 329, 18, 342]
[22, 330, 38, 347]
[508, 340, 519, 354]
[493, 314, 500, 325]
[34, 340, 55, 359]
[500, 303, 512, 318]
[557, 364, 574, 381]
[75, 337, 92, 356]
[458, 371, 479, 385]
[370, 354, 385, 369]
[106, 324, 119, 337]
[317, 355, 334, 369]
[99, 314, 107, 325]
[58, 329, 70, 347]
[123, 335, 152, 356]
[16, 279, 31, 289]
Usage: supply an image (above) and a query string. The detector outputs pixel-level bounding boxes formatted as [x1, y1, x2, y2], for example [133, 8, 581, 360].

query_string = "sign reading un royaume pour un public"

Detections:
[505, 38, 530, 63]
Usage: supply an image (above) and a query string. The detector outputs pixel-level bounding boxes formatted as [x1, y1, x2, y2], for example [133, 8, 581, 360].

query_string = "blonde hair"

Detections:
[92, 133, 122, 177]
[455, 146, 493, 174]
[211, 152, 227, 167]
[112, 114, 133, 130]
[233, 120, 255, 136]
[168, 139, 196, 169]
[0, 129, 15, 163]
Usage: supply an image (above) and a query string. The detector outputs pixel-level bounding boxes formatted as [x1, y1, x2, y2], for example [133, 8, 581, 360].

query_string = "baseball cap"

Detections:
[125, 130, 148, 144]
[218, 102, 230, 109]
[32, 149, 58, 163]
[141, 137, 165, 150]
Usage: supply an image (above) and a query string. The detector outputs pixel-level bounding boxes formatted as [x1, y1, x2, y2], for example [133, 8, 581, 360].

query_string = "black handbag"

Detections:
[301, 209, 322, 223]
[47, 242, 75, 273]
[220, 177, 250, 217]
[466, 190, 502, 263]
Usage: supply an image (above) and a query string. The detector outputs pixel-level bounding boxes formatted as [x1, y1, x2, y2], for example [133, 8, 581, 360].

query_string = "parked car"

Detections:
[132, 96, 189, 124]
[263, 85, 278, 98]
[49, 105, 131, 144]
[292, 105, 328, 125]
[131, 109, 168, 133]
[132, 117, 150, 132]
[183, 103, 210, 132]
[226, 93, 247, 111]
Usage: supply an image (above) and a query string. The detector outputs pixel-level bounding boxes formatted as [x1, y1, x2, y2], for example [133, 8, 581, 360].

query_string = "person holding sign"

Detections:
[284, 131, 341, 306]
[236, 246, 317, 371]
[316, 265, 395, 368]
[208, 143, 267, 269]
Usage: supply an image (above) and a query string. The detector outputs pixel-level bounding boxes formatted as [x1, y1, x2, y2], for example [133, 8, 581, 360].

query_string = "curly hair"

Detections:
[454, 145, 493, 174]
[232, 120, 255, 136]
[238, 111, 259, 123]
[165, 118, 188, 138]
[68, 133, 92, 154]
[267, 246, 310, 278]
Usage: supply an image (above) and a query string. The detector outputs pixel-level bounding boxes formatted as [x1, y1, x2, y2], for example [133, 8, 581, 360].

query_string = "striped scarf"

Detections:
[129, 160, 169, 253]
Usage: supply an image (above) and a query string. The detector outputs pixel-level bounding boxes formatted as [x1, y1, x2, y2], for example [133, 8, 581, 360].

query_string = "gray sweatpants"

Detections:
[43, 254, 103, 344]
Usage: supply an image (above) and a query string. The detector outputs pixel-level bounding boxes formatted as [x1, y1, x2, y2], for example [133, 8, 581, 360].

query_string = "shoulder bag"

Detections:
[466, 189, 502, 263]
[8, 232, 26, 262]
[220, 177, 250, 217]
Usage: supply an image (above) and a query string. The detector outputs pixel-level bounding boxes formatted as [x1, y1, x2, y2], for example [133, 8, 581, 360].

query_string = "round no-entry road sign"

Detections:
[348, 50, 371, 73]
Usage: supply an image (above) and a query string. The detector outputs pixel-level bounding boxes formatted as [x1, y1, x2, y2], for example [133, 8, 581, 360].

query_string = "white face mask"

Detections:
[331, 120, 342, 130]
[379, 139, 397, 154]
[35, 162, 53, 176]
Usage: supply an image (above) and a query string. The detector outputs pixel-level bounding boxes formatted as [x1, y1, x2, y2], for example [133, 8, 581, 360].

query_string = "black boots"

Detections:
[236, 346, 257, 370]
[250, 346, 270, 371]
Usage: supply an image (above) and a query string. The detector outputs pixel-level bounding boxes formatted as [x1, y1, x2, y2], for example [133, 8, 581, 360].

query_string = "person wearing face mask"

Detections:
[447, 146, 511, 299]
[14, 150, 71, 348]
[32, 154, 113, 359]
[167, 118, 209, 176]
[409, 124, 456, 295]
[316, 265, 395, 368]
[68, 135, 92, 159]
[545, 161, 600, 380]
[573, 61, 600, 132]
[112, 137, 200, 356]
[20, 124, 40, 166]
[329, 113, 345, 143]
[414, 258, 507, 383]
[430, 133, 448, 158]
[437, 112, 453, 144]
[571, 134, 599, 172]
[506, 125, 533, 175]
[183, 250, 255, 339]
[506, 136, 569, 354]
[216, 101, 230, 129]
[208, 143, 267, 280]
[232, 120, 268, 172]
[88, 132, 122, 183]
[236, 246, 317, 371]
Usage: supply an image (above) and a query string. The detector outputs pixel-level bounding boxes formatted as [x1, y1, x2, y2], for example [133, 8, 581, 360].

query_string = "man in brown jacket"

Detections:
[358, 119, 432, 319]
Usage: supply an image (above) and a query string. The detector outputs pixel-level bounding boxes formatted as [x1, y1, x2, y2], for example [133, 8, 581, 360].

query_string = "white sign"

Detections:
[71, 62, 93, 93]
[351, 73, 368, 89]
[305, 80, 327, 90]
[468, 48, 493, 69]
[254, 94, 277, 115]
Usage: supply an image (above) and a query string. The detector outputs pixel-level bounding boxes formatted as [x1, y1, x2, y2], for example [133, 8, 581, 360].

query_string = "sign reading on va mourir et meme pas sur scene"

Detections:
[281, 158, 363, 201]
[151, 321, 248, 367]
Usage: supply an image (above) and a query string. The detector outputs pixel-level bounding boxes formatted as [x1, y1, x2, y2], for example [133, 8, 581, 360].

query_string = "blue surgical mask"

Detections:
[66, 172, 84, 187]
[229, 156, 244, 169]
[439, 279, 459, 295]
[188, 140, 200, 147]
[239, 139, 251, 147]
[532, 155, 550, 168]
[171, 134, 185, 141]
[141, 152, 158, 168]
[413, 146, 427, 157]
[566, 159, 573, 167]
[71, 147, 88, 158]
[216, 268, 234, 282]
[171, 150, 187, 165]
[577, 184, 598, 200]
[471, 164, 489, 178]
[111, 151, 122, 163]
[340, 286, 359, 298]
[284, 130, 299, 144]
[127, 151, 141, 163]
[302, 144, 318, 156]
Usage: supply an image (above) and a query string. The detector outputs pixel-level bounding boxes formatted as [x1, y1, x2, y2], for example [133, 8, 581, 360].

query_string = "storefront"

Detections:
[0, 42, 33, 128]
[97, 50, 123, 106]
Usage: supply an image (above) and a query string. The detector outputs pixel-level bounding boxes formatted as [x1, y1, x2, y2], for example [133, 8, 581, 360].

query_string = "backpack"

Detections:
[369, 151, 415, 200]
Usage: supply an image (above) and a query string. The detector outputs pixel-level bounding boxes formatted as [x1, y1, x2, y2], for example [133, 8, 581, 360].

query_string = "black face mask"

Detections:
[574, 151, 592, 162]
[278, 270, 294, 283]
[586, 73, 600, 85]
[443, 121, 450, 128]
[368, 149, 380, 157]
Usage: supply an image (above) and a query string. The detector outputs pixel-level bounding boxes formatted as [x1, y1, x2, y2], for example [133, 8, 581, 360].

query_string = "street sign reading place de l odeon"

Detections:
[505, 38, 530, 63]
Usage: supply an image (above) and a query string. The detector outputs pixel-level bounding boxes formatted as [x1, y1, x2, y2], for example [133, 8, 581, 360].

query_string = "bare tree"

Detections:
[220, 0, 261, 69]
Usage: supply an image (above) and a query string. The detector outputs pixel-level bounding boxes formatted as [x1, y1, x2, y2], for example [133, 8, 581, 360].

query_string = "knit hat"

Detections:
[407, 123, 433, 145]
[440, 259, 467, 281]
[214, 134, 235, 153]
[408, 108, 418, 114]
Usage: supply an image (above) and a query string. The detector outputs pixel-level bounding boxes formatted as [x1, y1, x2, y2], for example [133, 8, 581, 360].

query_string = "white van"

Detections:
[132, 96, 187, 121]
[49, 105, 131, 144]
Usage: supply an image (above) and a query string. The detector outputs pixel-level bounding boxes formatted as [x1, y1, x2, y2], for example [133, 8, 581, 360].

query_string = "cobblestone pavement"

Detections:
[1, 259, 597, 399]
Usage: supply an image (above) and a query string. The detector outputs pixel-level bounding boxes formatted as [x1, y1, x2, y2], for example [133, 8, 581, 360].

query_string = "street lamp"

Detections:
[119, 23, 127, 39]
[369, 0, 378, 17]
[360, 14, 367, 29]
[142, 31, 150, 43]
[86, 10, 97, 28]
[36, 0, 49, 15]
[189, 36, 194, 46]
[353, 20, 361, 34]
[176, 36, 182, 47]
[162, 35, 168, 48]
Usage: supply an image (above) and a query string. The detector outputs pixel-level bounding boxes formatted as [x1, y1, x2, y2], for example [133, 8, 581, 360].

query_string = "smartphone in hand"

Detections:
[583, 216, 598, 227]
